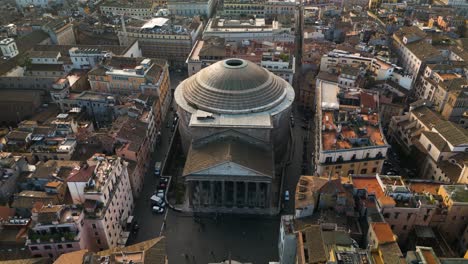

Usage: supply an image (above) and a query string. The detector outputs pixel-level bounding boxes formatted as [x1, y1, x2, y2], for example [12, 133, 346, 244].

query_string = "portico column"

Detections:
[221, 180, 226, 206]
[209, 181, 215, 206]
[198, 181, 203, 205]
[266, 183, 271, 208]
[244, 182, 249, 207]
[188, 181, 194, 206]
[233, 181, 238, 207]
[255, 182, 260, 207]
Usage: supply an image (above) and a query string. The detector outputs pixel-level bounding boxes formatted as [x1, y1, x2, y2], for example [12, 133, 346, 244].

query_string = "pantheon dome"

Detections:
[175, 58, 295, 158]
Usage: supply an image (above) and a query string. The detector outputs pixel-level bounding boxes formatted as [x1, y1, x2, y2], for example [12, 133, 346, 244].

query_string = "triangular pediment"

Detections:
[190, 161, 270, 177]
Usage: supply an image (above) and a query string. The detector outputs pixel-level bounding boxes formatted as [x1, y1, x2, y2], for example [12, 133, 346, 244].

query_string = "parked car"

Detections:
[152, 206, 164, 214]
[284, 190, 290, 201]
[159, 183, 167, 189]
[154, 162, 162, 176]
[160, 177, 168, 183]
[156, 191, 165, 198]
[150, 195, 165, 207]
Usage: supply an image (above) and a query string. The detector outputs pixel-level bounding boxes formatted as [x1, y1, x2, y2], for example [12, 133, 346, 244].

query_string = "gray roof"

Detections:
[180, 58, 291, 114]
[412, 106, 444, 129]
[434, 121, 468, 147]
[183, 138, 274, 177]
[422, 131, 447, 151]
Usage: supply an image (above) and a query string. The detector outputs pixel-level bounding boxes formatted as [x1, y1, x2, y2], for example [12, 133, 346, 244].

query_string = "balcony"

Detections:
[27, 230, 80, 245]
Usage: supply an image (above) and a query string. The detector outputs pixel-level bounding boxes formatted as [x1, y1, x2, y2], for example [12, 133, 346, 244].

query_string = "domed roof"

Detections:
[180, 58, 291, 114]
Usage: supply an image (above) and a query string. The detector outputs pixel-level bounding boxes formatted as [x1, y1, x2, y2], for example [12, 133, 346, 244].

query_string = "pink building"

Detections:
[66, 154, 134, 251]
[352, 175, 438, 244]
[26, 204, 89, 260]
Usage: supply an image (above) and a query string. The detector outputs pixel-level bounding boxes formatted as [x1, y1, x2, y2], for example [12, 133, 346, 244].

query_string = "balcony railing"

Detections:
[27, 231, 79, 244]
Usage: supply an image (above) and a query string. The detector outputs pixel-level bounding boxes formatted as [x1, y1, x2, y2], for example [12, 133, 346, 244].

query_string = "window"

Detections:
[57, 245, 63, 249]
[372, 167, 377, 173]
[92, 224, 97, 229]
[30, 246, 39, 251]
[391, 225, 395, 230]
[427, 144, 432, 151]
[66, 244, 73, 248]
[44, 245, 52, 250]
[360, 169, 367, 174]
[97, 239, 101, 245]
[325, 157, 332, 163]
[403, 225, 407, 230]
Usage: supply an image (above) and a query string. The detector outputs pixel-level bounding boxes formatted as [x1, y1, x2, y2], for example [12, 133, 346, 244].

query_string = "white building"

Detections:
[69, 48, 111, 70]
[261, 52, 295, 85]
[67, 154, 134, 251]
[29, 51, 62, 64]
[320, 49, 414, 90]
[203, 17, 295, 44]
[168, 0, 217, 18]
[0, 38, 19, 58]
[100, 1, 154, 19]
[392, 26, 444, 78]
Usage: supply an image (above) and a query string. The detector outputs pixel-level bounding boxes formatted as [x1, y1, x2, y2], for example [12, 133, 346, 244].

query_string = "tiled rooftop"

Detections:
[320, 89, 386, 151]
[351, 176, 384, 199]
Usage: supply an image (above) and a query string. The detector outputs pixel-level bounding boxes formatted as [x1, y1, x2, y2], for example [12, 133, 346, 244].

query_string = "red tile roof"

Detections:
[371, 222, 396, 244]
[67, 165, 96, 182]
[352, 176, 384, 199]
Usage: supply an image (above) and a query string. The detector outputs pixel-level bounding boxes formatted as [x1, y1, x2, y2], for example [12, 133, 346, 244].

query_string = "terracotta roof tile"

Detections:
[372, 222, 396, 244]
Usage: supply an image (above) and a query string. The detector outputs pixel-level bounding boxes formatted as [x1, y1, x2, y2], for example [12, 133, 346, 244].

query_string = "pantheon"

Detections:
[174, 58, 294, 214]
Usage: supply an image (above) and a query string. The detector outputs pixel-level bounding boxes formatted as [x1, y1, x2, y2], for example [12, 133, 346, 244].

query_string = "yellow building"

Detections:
[438, 185, 468, 255]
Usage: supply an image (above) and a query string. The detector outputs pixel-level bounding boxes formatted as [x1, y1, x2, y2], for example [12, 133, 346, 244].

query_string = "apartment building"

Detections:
[392, 26, 443, 78]
[110, 116, 151, 197]
[437, 185, 468, 255]
[388, 105, 443, 154]
[0, 38, 19, 58]
[320, 49, 413, 90]
[187, 37, 296, 84]
[3, 110, 92, 162]
[100, 1, 155, 19]
[352, 175, 439, 245]
[314, 79, 389, 177]
[67, 154, 134, 251]
[27, 204, 89, 260]
[88, 57, 170, 97]
[265, 0, 297, 16]
[367, 222, 405, 263]
[389, 105, 468, 183]
[118, 16, 203, 67]
[415, 63, 468, 125]
[294, 175, 354, 219]
[222, 0, 266, 16]
[168, 0, 217, 17]
[0, 153, 29, 202]
[203, 17, 295, 44]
